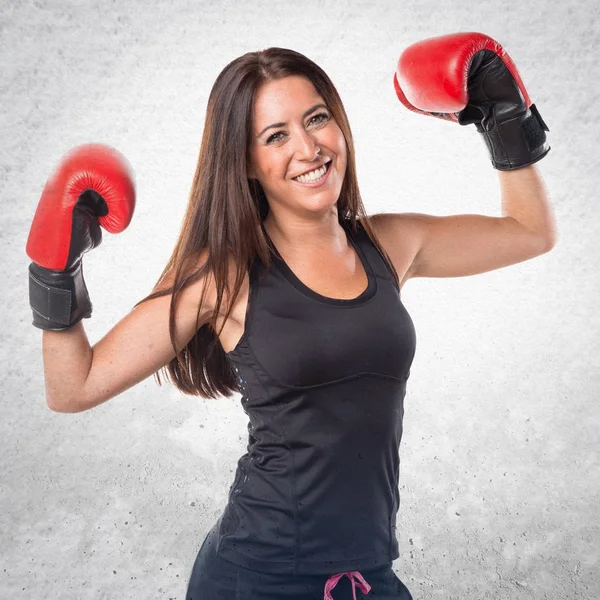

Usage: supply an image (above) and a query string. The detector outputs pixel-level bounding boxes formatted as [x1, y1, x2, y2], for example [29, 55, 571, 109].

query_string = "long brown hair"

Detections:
[135, 47, 399, 400]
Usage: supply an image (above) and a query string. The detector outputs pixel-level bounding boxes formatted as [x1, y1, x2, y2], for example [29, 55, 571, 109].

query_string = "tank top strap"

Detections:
[255, 217, 399, 292]
[343, 217, 400, 292]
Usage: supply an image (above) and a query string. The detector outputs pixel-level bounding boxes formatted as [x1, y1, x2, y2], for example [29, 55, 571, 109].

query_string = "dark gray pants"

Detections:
[186, 521, 413, 600]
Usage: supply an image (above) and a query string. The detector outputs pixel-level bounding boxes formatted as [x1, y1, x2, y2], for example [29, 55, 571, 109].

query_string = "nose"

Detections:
[294, 128, 321, 162]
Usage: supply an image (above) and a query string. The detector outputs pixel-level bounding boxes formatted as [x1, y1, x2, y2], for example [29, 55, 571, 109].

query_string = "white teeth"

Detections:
[294, 163, 328, 183]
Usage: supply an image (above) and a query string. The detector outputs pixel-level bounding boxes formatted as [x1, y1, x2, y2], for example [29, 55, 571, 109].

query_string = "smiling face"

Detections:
[247, 75, 348, 221]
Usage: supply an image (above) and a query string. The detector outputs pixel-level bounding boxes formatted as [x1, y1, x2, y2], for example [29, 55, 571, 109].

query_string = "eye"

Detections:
[308, 112, 329, 126]
[265, 113, 330, 145]
[266, 131, 285, 144]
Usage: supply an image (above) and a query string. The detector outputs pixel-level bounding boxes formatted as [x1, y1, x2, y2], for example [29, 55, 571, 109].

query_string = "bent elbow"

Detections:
[543, 225, 559, 253]
[542, 235, 557, 254]
[46, 396, 83, 414]
[531, 232, 556, 256]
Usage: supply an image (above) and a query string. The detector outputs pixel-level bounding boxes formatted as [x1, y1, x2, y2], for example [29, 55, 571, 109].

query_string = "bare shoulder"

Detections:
[157, 248, 251, 322]
[75, 248, 219, 413]
[360, 213, 425, 288]
[152, 247, 217, 320]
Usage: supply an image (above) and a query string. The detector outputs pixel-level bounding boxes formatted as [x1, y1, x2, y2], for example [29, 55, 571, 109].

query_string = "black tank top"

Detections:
[214, 218, 417, 576]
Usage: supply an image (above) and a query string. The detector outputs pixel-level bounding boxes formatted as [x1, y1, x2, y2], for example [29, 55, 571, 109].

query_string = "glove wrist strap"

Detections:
[477, 103, 551, 170]
[28, 261, 92, 330]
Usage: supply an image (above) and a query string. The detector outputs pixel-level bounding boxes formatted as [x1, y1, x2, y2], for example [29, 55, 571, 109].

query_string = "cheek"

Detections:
[264, 157, 289, 185]
[334, 135, 348, 169]
[252, 151, 280, 184]
[329, 127, 347, 162]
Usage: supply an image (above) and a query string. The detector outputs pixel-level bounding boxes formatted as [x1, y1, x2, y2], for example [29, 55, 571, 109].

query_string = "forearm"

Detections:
[42, 321, 93, 412]
[498, 164, 557, 248]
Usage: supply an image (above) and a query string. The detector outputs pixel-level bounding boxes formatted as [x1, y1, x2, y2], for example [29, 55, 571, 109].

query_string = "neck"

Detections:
[262, 212, 348, 259]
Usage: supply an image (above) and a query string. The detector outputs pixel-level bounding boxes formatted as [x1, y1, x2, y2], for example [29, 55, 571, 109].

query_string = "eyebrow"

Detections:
[256, 103, 329, 138]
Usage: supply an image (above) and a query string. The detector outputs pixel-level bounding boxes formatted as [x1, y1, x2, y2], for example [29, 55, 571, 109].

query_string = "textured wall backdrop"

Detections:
[1, 0, 598, 598]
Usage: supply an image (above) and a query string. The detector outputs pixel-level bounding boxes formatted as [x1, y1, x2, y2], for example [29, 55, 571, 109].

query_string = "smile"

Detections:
[292, 160, 332, 186]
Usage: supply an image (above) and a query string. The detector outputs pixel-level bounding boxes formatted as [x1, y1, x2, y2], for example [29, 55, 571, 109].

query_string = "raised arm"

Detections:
[42, 257, 214, 413]
[26, 144, 215, 412]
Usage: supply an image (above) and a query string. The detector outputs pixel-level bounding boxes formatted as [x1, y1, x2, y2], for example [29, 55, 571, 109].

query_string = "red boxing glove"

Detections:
[394, 32, 550, 170]
[26, 144, 136, 330]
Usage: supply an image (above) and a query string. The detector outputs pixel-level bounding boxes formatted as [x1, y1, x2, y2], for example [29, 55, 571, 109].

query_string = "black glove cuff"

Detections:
[28, 261, 92, 331]
[476, 103, 551, 171]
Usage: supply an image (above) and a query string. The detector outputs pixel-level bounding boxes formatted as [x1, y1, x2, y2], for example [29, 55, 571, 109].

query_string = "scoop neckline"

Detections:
[263, 220, 377, 306]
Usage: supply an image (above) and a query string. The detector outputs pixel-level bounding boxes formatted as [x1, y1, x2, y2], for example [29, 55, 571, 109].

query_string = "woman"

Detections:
[27, 36, 556, 600]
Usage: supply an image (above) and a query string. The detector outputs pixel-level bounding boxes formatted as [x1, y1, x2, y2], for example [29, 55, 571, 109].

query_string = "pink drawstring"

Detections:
[323, 570, 371, 600]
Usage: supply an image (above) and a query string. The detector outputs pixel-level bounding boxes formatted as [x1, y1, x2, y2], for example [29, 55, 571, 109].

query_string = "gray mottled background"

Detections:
[1, 0, 598, 598]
